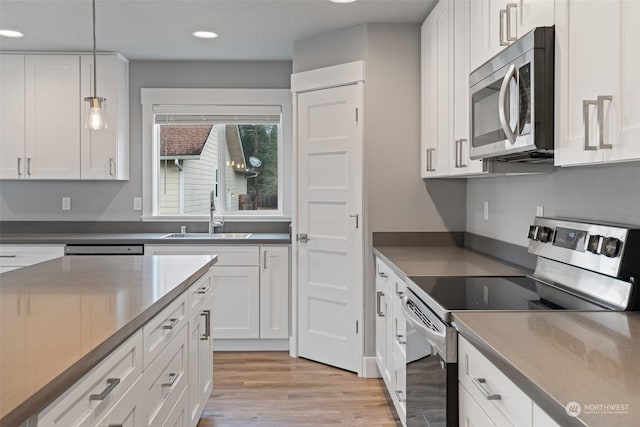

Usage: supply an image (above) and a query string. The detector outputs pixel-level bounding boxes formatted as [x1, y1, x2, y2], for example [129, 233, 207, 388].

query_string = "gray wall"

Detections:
[293, 24, 466, 360]
[466, 162, 640, 247]
[0, 60, 292, 221]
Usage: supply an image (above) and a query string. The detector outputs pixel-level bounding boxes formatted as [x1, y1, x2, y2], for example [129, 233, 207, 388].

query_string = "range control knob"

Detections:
[528, 225, 539, 240]
[537, 227, 554, 243]
[587, 235, 602, 254]
[601, 237, 622, 258]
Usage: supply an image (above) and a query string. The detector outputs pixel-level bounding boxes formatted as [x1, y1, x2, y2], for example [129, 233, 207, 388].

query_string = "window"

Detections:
[141, 89, 292, 220]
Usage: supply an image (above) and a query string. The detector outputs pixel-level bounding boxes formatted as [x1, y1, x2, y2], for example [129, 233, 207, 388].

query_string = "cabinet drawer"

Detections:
[459, 383, 497, 427]
[163, 387, 188, 427]
[143, 293, 188, 368]
[391, 347, 407, 420]
[144, 245, 259, 266]
[93, 375, 143, 427]
[142, 325, 188, 427]
[187, 271, 213, 319]
[458, 335, 532, 427]
[391, 298, 407, 358]
[0, 244, 64, 267]
[37, 330, 143, 427]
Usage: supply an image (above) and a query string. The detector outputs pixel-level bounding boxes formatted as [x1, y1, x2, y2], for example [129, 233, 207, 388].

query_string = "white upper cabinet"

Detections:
[80, 54, 129, 180]
[0, 54, 26, 179]
[421, 0, 453, 178]
[555, 0, 640, 166]
[0, 52, 129, 180]
[25, 55, 81, 179]
[470, 0, 554, 72]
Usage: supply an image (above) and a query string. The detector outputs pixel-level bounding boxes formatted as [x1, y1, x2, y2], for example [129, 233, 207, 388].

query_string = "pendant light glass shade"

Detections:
[84, 0, 106, 130]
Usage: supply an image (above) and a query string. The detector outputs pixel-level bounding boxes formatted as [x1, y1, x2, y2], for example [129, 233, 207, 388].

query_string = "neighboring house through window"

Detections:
[141, 88, 292, 220]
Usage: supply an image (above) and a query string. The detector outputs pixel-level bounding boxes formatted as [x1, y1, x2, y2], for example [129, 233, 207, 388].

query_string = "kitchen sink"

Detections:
[161, 232, 252, 239]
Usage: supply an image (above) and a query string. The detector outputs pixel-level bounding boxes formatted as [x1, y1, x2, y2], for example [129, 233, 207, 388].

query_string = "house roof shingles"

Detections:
[160, 125, 213, 157]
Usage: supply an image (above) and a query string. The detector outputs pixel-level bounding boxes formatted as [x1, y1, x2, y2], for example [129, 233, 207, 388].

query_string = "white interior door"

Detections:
[297, 83, 362, 374]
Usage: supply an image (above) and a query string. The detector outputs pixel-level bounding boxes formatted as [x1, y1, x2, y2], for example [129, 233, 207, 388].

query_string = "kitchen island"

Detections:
[0, 254, 217, 427]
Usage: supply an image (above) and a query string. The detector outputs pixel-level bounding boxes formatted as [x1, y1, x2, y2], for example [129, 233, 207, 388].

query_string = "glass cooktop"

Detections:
[407, 276, 558, 312]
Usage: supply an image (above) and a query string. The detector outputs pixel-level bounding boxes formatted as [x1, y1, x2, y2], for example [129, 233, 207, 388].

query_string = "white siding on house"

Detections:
[183, 129, 218, 214]
[159, 162, 180, 215]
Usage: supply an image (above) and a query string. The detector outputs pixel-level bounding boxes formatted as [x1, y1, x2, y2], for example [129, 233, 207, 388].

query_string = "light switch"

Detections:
[536, 206, 544, 217]
[62, 197, 71, 211]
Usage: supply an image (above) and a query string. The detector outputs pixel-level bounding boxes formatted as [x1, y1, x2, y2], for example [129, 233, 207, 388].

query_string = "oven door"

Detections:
[403, 293, 458, 427]
[470, 50, 534, 160]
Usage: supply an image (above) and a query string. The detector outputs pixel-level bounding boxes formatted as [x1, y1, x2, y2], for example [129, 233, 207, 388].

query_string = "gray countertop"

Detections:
[454, 311, 640, 427]
[373, 245, 528, 278]
[0, 232, 290, 245]
[0, 254, 217, 427]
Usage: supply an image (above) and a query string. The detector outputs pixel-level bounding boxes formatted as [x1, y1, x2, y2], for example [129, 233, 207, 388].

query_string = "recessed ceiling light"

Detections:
[192, 31, 219, 39]
[330, 0, 358, 3]
[0, 29, 24, 38]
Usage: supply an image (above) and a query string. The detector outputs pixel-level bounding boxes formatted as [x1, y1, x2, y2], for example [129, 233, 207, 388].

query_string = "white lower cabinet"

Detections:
[35, 271, 214, 427]
[374, 257, 407, 426]
[0, 244, 64, 273]
[145, 244, 290, 347]
[459, 335, 559, 427]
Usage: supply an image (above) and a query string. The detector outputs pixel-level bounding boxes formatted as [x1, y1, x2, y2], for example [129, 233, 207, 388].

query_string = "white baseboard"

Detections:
[213, 339, 290, 352]
[361, 356, 381, 378]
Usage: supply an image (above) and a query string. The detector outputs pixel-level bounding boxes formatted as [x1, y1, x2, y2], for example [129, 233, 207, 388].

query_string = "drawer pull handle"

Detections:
[472, 377, 502, 401]
[396, 334, 407, 345]
[90, 378, 120, 401]
[200, 310, 211, 340]
[197, 285, 210, 295]
[162, 318, 179, 330]
[378, 271, 388, 278]
[376, 291, 385, 317]
[108, 425, 123, 427]
[0, 255, 17, 258]
[395, 390, 406, 403]
[162, 372, 179, 388]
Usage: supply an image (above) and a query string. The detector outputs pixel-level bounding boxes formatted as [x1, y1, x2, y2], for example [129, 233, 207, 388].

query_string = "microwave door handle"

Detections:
[498, 64, 518, 144]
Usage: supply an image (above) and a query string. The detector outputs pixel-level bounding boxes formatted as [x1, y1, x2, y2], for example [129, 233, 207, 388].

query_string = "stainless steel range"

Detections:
[402, 217, 640, 427]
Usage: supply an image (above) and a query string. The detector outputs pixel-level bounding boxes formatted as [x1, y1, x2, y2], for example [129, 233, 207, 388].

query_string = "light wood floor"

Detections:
[198, 352, 401, 426]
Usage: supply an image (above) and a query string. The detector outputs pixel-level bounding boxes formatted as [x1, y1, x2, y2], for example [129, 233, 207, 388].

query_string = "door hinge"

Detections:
[356, 320, 359, 334]
[356, 108, 359, 124]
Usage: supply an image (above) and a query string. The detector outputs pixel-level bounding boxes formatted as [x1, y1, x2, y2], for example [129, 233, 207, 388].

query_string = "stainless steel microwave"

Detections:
[469, 27, 554, 163]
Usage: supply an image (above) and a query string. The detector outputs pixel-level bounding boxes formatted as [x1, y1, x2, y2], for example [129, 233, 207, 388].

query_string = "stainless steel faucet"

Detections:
[209, 190, 224, 233]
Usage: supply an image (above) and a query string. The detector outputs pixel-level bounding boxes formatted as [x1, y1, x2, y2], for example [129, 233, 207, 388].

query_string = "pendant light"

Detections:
[84, 0, 107, 130]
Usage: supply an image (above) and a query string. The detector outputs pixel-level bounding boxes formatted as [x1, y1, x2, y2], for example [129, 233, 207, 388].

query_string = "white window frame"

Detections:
[141, 88, 292, 221]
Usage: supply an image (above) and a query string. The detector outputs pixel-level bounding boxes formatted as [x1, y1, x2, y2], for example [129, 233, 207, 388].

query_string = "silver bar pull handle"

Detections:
[426, 148, 436, 172]
[597, 95, 613, 149]
[0, 255, 17, 258]
[376, 291, 385, 317]
[459, 139, 468, 167]
[89, 378, 120, 401]
[378, 270, 387, 278]
[349, 214, 359, 229]
[162, 318, 179, 330]
[395, 390, 406, 403]
[27, 157, 32, 176]
[583, 100, 598, 151]
[200, 310, 211, 340]
[499, 9, 508, 46]
[17, 158, 22, 176]
[472, 377, 502, 400]
[396, 334, 407, 345]
[506, 3, 518, 42]
[454, 140, 460, 168]
[197, 285, 210, 295]
[109, 157, 115, 176]
[162, 372, 179, 388]
[264, 250, 268, 270]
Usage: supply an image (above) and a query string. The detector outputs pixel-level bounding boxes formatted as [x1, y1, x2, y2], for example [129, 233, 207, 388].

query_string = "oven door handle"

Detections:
[498, 64, 518, 144]
[402, 295, 446, 350]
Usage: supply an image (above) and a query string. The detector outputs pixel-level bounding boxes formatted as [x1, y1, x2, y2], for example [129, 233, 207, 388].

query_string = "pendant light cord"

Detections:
[92, 0, 97, 98]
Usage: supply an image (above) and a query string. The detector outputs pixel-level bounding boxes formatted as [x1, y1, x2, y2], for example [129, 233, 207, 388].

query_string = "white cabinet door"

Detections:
[421, 0, 453, 177]
[25, 55, 81, 179]
[555, 0, 619, 166]
[374, 268, 390, 384]
[0, 54, 25, 179]
[188, 294, 212, 427]
[518, 0, 555, 36]
[259, 246, 289, 339]
[459, 384, 497, 427]
[611, 0, 640, 162]
[80, 54, 129, 180]
[452, 0, 485, 176]
[211, 266, 260, 339]
[470, 0, 509, 72]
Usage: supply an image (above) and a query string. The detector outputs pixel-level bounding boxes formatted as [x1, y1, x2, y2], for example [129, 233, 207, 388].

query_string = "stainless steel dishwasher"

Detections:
[64, 244, 144, 255]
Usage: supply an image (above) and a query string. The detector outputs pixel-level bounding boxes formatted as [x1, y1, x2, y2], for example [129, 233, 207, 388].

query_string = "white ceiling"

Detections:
[0, 0, 435, 61]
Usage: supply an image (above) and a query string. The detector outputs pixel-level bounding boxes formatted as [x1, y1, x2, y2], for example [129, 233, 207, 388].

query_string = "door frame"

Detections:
[290, 60, 365, 375]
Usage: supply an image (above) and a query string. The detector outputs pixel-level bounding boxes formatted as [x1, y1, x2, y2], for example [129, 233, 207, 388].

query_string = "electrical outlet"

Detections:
[536, 206, 544, 217]
[483, 201, 489, 221]
[62, 197, 71, 211]
[133, 197, 142, 211]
